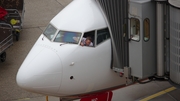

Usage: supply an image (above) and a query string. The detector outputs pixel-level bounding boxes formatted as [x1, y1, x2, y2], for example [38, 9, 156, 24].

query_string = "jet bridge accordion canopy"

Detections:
[96, 0, 129, 70]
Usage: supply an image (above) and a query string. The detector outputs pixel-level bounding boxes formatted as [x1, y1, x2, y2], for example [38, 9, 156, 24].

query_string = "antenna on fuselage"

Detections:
[42, 36, 44, 41]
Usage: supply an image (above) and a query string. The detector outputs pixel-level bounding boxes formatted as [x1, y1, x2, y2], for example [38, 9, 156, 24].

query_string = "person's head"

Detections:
[85, 37, 92, 46]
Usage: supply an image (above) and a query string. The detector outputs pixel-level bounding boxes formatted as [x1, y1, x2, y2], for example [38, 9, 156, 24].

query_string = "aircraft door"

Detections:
[129, 0, 156, 78]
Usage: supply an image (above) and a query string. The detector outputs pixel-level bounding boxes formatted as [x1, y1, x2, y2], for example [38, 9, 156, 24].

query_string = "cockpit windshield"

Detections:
[54, 31, 82, 44]
[43, 24, 57, 40]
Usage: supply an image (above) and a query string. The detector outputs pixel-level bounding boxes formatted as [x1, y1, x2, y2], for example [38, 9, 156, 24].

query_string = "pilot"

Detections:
[80, 37, 93, 47]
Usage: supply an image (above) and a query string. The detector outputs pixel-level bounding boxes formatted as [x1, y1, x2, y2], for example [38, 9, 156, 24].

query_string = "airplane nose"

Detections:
[16, 45, 63, 94]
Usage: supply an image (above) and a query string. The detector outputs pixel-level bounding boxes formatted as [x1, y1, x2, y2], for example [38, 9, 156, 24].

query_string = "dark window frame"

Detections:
[96, 28, 110, 46]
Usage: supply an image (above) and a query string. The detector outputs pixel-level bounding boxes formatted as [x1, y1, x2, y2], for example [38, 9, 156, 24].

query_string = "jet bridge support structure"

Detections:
[155, 0, 166, 77]
[153, 0, 180, 87]
[96, 0, 129, 72]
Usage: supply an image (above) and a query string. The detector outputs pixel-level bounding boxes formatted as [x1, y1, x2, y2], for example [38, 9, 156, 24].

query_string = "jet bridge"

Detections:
[97, 0, 157, 79]
[97, 0, 180, 87]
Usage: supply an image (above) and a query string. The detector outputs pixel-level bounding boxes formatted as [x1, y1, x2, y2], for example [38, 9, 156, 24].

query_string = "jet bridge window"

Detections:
[97, 28, 110, 45]
[144, 18, 150, 41]
[54, 31, 82, 44]
[43, 24, 57, 41]
[130, 18, 140, 41]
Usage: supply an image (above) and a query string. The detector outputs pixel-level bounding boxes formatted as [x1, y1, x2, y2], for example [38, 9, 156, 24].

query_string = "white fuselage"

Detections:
[16, 0, 125, 97]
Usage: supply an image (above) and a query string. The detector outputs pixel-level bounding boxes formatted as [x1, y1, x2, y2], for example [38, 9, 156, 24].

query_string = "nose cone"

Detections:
[16, 45, 63, 94]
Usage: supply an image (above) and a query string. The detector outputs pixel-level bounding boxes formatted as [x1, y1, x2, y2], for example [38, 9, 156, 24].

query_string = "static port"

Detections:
[70, 76, 74, 80]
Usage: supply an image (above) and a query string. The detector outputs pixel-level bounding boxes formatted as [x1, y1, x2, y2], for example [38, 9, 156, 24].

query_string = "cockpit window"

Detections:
[97, 28, 110, 45]
[43, 24, 57, 40]
[54, 31, 82, 44]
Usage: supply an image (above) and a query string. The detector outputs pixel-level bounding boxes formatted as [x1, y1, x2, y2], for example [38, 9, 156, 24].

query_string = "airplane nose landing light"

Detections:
[16, 45, 63, 94]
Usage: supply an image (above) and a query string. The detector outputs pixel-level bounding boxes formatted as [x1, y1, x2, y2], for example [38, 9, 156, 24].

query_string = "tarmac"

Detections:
[0, 0, 180, 101]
